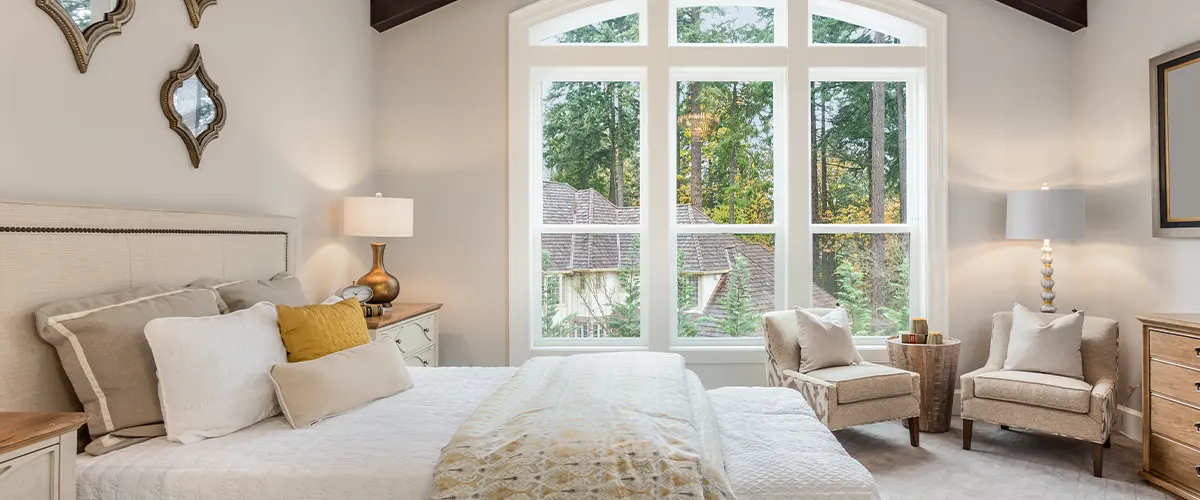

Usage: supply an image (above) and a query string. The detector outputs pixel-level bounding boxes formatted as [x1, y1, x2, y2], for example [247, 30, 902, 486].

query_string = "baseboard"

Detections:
[1117, 405, 1143, 443]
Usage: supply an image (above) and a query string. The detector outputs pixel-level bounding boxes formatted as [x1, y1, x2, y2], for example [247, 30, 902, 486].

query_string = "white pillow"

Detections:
[795, 307, 858, 373]
[321, 295, 344, 305]
[1003, 303, 1085, 379]
[144, 302, 287, 444]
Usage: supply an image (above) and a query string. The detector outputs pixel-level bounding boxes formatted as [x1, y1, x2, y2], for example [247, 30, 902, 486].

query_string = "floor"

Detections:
[835, 418, 1170, 500]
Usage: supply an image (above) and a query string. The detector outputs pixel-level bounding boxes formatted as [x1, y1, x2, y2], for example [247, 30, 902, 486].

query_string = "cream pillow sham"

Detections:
[144, 302, 287, 444]
[1003, 303, 1085, 379]
[270, 340, 414, 428]
[795, 307, 858, 373]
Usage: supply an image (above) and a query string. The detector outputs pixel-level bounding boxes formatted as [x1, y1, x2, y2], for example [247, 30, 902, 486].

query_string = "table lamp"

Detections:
[343, 193, 413, 307]
[1006, 185, 1085, 313]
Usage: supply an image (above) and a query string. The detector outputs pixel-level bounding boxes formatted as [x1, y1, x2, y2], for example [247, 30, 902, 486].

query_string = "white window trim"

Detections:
[509, 0, 948, 365]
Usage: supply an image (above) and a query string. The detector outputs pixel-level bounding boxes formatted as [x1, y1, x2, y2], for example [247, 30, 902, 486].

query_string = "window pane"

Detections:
[813, 233, 910, 336]
[677, 81, 775, 225]
[677, 234, 774, 338]
[542, 14, 640, 44]
[541, 233, 642, 339]
[677, 7, 775, 44]
[812, 15, 901, 44]
[811, 81, 907, 224]
[542, 81, 641, 225]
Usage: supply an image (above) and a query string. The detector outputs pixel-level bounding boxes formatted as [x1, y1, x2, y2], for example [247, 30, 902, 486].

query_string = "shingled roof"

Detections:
[542, 181, 837, 336]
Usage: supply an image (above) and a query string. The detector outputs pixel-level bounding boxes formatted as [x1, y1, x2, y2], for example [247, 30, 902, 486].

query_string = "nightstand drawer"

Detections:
[1153, 395, 1200, 450]
[376, 313, 437, 356]
[405, 345, 437, 368]
[1150, 329, 1200, 370]
[1153, 359, 1200, 408]
[0, 441, 59, 500]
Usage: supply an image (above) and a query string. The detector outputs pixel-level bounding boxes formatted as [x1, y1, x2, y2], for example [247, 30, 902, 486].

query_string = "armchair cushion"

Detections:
[1003, 304, 1085, 379]
[974, 370, 1092, 414]
[808, 363, 916, 404]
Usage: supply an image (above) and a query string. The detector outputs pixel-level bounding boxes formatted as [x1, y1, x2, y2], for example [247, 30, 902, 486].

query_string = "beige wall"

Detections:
[375, 0, 1080, 386]
[1073, 0, 1200, 413]
[0, 0, 377, 297]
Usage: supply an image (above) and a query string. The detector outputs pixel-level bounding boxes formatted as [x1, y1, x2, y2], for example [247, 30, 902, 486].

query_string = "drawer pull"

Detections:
[1195, 346, 1200, 357]
[416, 356, 429, 367]
[395, 339, 406, 354]
[1195, 381, 1200, 392]
[422, 327, 432, 341]
[1195, 465, 1200, 477]
[1195, 422, 1200, 433]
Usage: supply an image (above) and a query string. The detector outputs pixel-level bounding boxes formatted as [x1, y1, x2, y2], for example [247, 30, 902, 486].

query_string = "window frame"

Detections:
[509, 0, 948, 365]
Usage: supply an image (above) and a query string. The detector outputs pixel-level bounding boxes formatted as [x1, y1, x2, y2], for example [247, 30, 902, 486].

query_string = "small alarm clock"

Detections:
[341, 285, 374, 303]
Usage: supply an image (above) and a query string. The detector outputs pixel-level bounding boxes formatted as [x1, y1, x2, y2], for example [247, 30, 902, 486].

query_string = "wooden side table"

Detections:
[887, 337, 961, 433]
[0, 412, 87, 500]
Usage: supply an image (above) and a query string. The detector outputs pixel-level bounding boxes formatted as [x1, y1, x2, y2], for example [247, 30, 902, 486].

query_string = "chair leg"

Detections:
[1092, 442, 1104, 478]
[908, 417, 920, 447]
[1103, 437, 1111, 449]
[962, 419, 973, 450]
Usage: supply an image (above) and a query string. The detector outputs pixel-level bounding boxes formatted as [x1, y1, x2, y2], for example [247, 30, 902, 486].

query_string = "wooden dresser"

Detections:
[1140, 314, 1200, 500]
[0, 412, 86, 500]
[367, 303, 442, 367]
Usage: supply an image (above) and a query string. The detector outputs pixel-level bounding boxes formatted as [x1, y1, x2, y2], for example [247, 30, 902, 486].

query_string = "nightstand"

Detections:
[0, 412, 86, 500]
[367, 303, 442, 367]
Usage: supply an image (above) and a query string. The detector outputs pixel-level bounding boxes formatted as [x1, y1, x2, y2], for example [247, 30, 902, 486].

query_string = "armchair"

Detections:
[764, 309, 922, 447]
[960, 311, 1119, 477]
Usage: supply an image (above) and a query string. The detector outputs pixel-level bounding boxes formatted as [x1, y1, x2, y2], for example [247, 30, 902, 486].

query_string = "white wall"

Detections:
[0, 0, 377, 297]
[1073, 0, 1200, 413]
[374, 0, 1079, 387]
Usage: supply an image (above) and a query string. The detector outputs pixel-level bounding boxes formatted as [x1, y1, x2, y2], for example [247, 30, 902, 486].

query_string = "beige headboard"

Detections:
[0, 201, 298, 413]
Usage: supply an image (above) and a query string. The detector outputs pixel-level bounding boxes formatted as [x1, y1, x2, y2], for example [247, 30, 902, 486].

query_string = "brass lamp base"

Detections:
[358, 242, 399, 307]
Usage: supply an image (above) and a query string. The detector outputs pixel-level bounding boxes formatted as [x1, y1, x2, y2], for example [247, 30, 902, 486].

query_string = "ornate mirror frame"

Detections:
[36, 0, 136, 73]
[183, 0, 217, 28]
[161, 45, 227, 169]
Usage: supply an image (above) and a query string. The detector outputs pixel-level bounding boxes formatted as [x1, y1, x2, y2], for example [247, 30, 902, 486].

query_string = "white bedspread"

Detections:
[77, 367, 879, 500]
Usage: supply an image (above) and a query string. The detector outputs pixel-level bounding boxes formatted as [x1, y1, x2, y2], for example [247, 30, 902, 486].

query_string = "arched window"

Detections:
[509, 0, 947, 364]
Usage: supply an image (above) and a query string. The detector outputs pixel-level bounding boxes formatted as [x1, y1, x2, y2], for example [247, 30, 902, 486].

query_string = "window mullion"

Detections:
[786, 0, 812, 310]
[645, 0, 672, 352]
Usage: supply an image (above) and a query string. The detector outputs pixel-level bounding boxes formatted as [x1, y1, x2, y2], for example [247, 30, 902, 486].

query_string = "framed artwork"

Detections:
[1152, 41, 1200, 237]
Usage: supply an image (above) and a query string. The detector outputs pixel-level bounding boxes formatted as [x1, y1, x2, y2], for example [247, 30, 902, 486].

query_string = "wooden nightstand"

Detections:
[0, 412, 86, 500]
[367, 303, 442, 367]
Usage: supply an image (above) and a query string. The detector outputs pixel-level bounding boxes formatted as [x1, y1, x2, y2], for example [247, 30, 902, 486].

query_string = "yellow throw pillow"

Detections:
[277, 298, 370, 362]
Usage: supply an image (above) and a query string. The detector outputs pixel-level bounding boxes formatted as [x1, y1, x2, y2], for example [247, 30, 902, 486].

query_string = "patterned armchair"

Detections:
[960, 311, 1119, 478]
[764, 309, 922, 447]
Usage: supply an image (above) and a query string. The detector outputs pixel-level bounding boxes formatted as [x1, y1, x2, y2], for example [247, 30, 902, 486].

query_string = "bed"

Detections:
[0, 201, 879, 500]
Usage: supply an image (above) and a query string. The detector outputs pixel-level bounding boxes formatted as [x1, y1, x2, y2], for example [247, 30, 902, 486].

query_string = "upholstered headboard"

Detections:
[0, 201, 298, 413]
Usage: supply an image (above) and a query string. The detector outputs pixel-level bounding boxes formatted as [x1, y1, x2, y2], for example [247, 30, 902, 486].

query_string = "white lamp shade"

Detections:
[1006, 188, 1085, 240]
[343, 196, 414, 238]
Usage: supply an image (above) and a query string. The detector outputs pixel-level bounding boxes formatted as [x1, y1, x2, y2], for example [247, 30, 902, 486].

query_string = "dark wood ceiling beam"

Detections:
[995, 0, 1087, 32]
[372, 0, 459, 33]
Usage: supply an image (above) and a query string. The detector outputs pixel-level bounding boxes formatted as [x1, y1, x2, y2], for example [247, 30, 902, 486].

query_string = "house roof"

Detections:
[542, 181, 838, 336]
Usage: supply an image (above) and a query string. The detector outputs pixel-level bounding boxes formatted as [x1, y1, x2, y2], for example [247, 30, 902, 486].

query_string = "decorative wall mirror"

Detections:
[161, 45, 226, 169]
[183, 0, 216, 28]
[1151, 40, 1200, 237]
[36, 0, 136, 73]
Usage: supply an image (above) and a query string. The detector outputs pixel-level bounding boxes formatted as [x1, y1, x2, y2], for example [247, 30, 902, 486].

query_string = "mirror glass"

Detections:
[172, 75, 216, 137]
[58, 0, 118, 32]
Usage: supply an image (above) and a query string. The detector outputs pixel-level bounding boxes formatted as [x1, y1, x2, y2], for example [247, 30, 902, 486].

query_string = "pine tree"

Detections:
[606, 266, 641, 338]
[541, 251, 574, 337]
[716, 253, 758, 337]
[834, 260, 873, 336]
[677, 251, 700, 338]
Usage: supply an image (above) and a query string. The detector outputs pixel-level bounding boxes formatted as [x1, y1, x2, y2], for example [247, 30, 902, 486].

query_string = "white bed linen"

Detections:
[78, 367, 880, 500]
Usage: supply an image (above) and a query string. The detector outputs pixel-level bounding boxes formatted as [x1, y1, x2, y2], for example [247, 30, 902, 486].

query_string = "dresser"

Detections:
[1140, 314, 1200, 500]
[367, 303, 442, 367]
[0, 412, 86, 500]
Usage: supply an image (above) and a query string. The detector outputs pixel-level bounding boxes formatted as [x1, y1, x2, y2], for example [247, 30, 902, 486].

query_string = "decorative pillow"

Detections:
[270, 340, 414, 428]
[190, 272, 308, 313]
[34, 285, 223, 455]
[276, 298, 370, 362]
[1003, 303, 1086, 379]
[795, 307, 858, 373]
[144, 302, 287, 444]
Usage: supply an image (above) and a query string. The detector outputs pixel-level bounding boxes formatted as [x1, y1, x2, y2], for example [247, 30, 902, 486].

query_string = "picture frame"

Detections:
[1151, 41, 1200, 237]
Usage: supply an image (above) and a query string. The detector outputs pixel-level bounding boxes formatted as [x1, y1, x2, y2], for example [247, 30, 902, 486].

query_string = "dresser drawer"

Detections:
[1153, 395, 1200, 450]
[1150, 329, 1200, 369]
[1151, 433, 1200, 492]
[404, 345, 437, 368]
[377, 313, 437, 356]
[1152, 360, 1200, 407]
[0, 443, 59, 500]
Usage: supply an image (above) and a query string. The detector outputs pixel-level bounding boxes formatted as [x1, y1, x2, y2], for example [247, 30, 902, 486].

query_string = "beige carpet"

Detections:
[834, 418, 1168, 499]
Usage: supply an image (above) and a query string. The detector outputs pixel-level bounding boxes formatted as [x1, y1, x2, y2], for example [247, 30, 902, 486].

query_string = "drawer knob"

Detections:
[1195, 382, 1200, 392]
[417, 356, 429, 367]
[1195, 347, 1200, 357]
[1195, 422, 1200, 433]
[1195, 465, 1200, 477]
[422, 328, 432, 341]
[395, 339, 406, 354]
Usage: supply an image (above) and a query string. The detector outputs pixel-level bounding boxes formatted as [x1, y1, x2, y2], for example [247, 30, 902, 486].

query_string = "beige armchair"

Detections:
[961, 311, 1119, 478]
[764, 309, 922, 447]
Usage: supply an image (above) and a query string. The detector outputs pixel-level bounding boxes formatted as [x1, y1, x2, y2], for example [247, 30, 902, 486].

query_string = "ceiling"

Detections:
[371, 0, 1087, 34]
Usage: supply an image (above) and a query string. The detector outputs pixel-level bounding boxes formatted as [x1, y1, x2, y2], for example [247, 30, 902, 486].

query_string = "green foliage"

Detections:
[716, 254, 758, 337]
[550, 14, 640, 44]
[677, 251, 700, 338]
[834, 260, 874, 336]
[541, 251, 575, 338]
[606, 266, 641, 338]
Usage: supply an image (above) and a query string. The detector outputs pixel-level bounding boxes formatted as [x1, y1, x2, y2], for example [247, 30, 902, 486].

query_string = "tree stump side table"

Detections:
[886, 337, 961, 433]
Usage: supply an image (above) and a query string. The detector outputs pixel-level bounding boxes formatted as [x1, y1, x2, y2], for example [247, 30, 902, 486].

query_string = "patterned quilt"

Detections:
[430, 352, 736, 500]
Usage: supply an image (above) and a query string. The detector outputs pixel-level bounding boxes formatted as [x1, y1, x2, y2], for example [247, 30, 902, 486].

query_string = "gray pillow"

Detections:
[190, 272, 308, 313]
[35, 285, 223, 455]
[1003, 303, 1085, 379]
